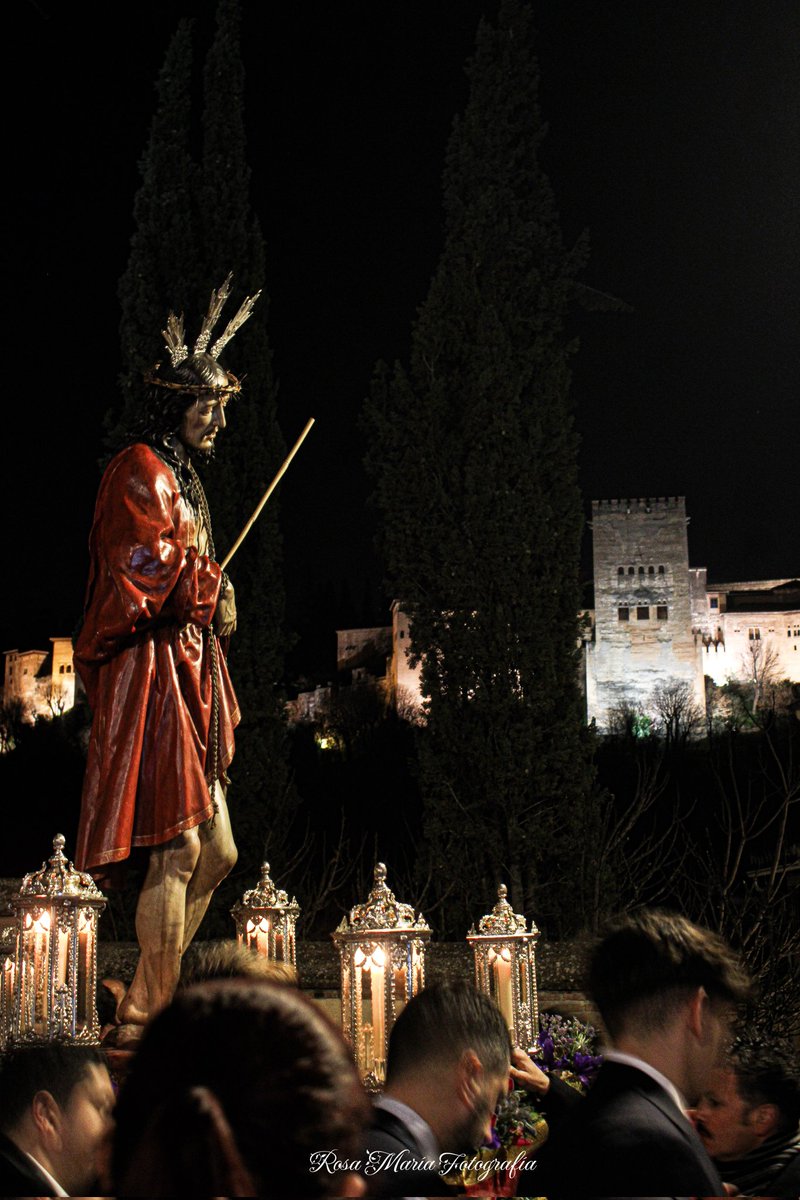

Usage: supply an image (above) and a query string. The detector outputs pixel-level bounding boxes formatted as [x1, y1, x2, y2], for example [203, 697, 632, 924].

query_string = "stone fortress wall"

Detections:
[585, 497, 706, 729]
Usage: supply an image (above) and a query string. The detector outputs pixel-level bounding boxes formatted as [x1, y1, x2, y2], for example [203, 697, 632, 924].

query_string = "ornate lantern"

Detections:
[0, 915, 16, 1050]
[332, 862, 430, 1090]
[467, 884, 539, 1048]
[231, 861, 300, 968]
[11, 834, 106, 1044]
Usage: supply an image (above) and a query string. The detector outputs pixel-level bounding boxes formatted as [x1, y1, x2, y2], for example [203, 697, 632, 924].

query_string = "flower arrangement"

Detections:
[491, 1083, 547, 1151]
[489, 1011, 602, 1151]
[531, 1011, 604, 1090]
[446, 1014, 603, 1196]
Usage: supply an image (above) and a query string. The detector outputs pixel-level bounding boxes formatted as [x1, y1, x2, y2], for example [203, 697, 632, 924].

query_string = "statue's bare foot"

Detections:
[102, 1023, 145, 1048]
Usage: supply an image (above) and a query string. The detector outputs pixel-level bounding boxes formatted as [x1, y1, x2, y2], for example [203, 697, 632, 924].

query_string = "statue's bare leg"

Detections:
[116, 828, 202, 1025]
[117, 782, 236, 1025]
[182, 782, 238, 947]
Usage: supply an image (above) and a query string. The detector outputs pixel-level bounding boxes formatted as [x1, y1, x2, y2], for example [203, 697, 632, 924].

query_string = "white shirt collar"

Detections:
[602, 1048, 688, 1116]
[22, 1150, 68, 1197]
[373, 1094, 440, 1161]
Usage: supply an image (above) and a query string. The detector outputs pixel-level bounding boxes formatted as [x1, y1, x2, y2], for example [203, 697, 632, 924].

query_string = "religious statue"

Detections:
[74, 275, 259, 1030]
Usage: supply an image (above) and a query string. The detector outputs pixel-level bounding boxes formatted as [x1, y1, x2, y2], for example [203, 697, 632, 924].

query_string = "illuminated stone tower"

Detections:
[585, 497, 705, 730]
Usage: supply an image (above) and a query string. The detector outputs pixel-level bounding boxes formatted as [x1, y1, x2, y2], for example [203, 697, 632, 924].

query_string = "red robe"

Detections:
[74, 443, 240, 873]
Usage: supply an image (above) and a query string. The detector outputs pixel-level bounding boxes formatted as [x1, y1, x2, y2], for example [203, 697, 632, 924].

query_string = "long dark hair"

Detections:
[112, 979, 370, 1198]
[114, 353, 234, 455]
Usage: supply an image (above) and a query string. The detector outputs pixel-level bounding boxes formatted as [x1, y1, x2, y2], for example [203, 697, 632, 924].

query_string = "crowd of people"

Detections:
[1, 909, 799, 1198]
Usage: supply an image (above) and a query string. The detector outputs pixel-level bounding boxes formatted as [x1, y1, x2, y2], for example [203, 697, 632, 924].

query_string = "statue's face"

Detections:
[178, 391, 229, 454]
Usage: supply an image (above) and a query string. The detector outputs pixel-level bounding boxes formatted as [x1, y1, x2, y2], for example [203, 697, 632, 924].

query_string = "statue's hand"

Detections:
[214, 574, 237, 637]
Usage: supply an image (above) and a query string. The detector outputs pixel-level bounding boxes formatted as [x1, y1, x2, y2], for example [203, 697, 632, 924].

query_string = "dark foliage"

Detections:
[363, 0, 594, 936]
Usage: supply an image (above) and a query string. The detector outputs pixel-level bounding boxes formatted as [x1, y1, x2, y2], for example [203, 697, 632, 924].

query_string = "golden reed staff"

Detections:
[220, 417, 315, 570]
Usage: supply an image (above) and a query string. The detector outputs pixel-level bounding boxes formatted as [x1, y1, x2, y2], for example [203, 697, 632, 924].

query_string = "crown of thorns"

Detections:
[144, 272, 260, 392]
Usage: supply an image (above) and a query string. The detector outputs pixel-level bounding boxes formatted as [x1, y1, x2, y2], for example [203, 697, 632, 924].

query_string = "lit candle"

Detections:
[256, 916, 270, 958]
[32, 911, 51, 1032]
[393, 966, 407, 1020]
[2, 956, 14, 1001]
[361, 1022, 373, 1073]
[57, 926, 69, 989]
[494, 949, 513, 1026]
[77, 914, 90, 1027]
[370, 945, 386, 1071]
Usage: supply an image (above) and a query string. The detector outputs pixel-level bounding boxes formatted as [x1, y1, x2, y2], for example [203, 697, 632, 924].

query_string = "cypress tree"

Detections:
[198, 0, 292, 910]
[113, 19, 201, 444]
[364, 0, 593, 935]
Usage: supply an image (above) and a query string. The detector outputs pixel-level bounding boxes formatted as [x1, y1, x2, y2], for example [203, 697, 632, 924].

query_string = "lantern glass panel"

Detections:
[519, 959, 528, 1007]
[76, 912, 93, 1026]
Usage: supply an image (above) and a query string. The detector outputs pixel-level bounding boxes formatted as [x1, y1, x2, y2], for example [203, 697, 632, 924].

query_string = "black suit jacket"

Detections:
[541, 1072, 585, 1130]
[359, 1105, 457, 1198]
[0, 1132, 58, 1197]
[533, 1061, 724, 1199]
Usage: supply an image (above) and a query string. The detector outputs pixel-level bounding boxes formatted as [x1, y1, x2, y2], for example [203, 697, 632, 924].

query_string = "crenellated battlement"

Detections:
[592, 497, 684, 511]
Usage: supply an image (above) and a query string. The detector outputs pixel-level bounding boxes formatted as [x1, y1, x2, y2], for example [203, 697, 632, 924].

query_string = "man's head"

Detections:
[385, 982, 511, 1153]
[133, 352, 237, 460]
[127, 269, 261, 460]
[695, 1042, 800, 1161]
[178, 939, 298, 989]
[0, 1044, 115, 1194]
[589, 910, 753, 1101]
[112, 980, 369, 1198]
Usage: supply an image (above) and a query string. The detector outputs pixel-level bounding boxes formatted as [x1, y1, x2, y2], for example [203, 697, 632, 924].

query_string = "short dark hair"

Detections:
[589, 910, 753, 1039]
[178, 940, 298, 989]
[386, 982, 511, 1083]
[730, 1039, 800, 1137]
[0, 1044, 106, 1133]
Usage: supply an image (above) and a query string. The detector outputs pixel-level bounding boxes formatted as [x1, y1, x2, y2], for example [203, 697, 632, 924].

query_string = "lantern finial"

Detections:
[347, 863, 430, 933]
[20, 836, 104, 902]
[470, 883, 529, 936]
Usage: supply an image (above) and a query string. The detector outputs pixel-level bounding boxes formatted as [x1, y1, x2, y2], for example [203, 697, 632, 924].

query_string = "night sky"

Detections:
[4, 0, 799, 664]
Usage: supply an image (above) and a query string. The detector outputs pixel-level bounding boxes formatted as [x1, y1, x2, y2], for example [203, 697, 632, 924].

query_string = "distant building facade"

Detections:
[585, 497, 707, 727]
[383, 496, 799, 731]
[336, 626, 391, 677]
[286, 627, 392, 727]
[584, 497, 798, 729]
[2, 637, 76, 722]
[690, 575, 800, 688]
[389, 603, 421, 712]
